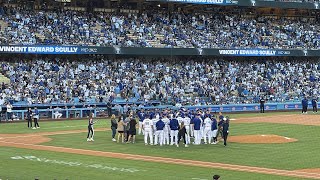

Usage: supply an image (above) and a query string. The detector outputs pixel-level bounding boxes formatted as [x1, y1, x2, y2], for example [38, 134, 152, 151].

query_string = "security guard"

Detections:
[26, 108, 32, 128]
[260, 96, 265, 113]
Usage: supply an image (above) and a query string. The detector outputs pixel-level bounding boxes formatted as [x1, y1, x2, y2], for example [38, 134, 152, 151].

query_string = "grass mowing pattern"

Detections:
[0, 147, 309, 180]
[42, 122, 320, 170]
[1, 112, 320, 179]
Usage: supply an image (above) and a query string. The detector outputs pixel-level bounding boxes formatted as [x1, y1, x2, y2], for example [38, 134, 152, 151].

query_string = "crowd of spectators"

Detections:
[0, 56, 319, 106]
[0, 7, 320, 49]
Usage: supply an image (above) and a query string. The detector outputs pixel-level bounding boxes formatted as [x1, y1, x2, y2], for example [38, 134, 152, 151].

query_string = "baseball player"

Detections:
[169, 115, 180, 147]
[162, 114, 170, 145]
[203, 115, 212, 144]
[193, 114, 202, 145]
[137, 109, 145, 135]
[155, 117, 165, 146]
[177, 113, 184, 126]
[205, 109, 212, 119]
[182, 114, 191, 146]
[189, 112, 195, 138]
[142, 115, 153, 145]
[211, 116, 218, 144]
[218, 112, 224, 121]
[198, 111, 204, 141]
[152, 114, 160, 145]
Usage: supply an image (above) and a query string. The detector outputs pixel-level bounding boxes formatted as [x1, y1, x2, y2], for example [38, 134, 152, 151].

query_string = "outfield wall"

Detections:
[1, 102, 318, 121]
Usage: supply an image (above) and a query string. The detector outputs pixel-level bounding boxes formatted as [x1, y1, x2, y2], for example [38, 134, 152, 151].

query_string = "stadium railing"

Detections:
[0, 102, 318, 121]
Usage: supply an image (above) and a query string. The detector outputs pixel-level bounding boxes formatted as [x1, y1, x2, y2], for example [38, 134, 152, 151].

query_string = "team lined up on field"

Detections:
[110, 109, 230, 147]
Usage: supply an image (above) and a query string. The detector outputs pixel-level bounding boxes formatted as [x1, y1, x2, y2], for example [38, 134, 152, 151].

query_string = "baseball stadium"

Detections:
[0, 0, 320, 179]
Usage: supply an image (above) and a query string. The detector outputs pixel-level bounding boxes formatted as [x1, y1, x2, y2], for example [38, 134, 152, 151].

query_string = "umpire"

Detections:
[222, 117, 230, 147]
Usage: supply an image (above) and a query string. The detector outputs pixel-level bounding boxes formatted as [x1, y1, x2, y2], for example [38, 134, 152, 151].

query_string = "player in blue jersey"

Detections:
[193, 114, 202, 145]
[137, 109, 145, 135]
[211, 116, 218, 144]
[169, 115, 180, 147]
[155, 117, 165, 146]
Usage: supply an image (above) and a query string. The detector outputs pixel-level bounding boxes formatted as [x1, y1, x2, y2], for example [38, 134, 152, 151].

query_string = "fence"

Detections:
[0, 102, 318, 121]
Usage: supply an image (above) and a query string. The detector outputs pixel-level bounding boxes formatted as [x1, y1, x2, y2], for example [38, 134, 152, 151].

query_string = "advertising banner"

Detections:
[0, 45, 316, 56]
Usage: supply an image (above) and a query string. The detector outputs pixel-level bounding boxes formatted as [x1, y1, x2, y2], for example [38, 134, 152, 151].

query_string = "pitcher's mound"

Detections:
[229, 135, 297, 144]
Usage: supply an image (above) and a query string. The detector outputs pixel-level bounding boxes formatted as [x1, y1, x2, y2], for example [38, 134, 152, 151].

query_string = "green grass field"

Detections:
[1, 112, 320, 180]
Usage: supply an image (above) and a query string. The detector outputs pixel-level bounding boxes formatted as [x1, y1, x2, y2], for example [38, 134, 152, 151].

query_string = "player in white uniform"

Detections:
[162, 115, 170, 145]
[189, 112, 194, 138]
[177, 115, 184, 126]
[183, 115, 191, 146]
[203, 116, 212, 144]
[152, 114, 160, 145]
[142, 116, 153, 145]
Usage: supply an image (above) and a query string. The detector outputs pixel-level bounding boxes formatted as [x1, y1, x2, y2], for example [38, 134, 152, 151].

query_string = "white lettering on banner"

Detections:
[55, 47, 78, 53]
[168, 0, 224, 4]
[28, 47, 55, 53]
[219, 50, 239, 55]
[10, 155, 143, 173]
[0, 46, 28, 52]
[220, 49, 277, 56]
[240, 50, 259, 55]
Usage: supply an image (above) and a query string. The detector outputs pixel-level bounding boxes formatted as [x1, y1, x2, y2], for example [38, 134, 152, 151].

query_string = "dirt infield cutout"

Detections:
[233, 114, 320, 126]
[229, 134, 297, 144]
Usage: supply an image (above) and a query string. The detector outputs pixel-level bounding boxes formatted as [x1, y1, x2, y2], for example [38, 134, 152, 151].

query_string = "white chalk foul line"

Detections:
[0, 128, 107, 139]
[41, 125, 88, 129]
